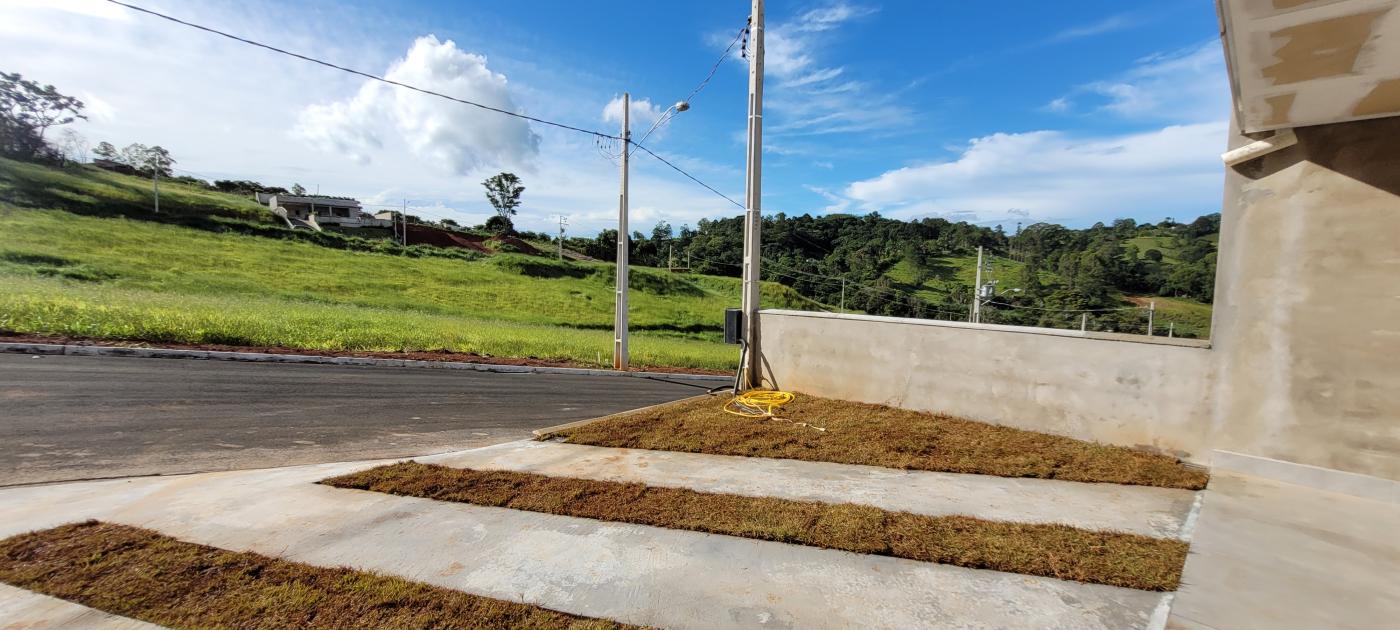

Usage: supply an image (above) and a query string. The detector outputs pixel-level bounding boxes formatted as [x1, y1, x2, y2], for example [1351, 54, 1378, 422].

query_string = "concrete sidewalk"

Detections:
[0, 584, 161, 629]
[0, 442, 1170, 630]
[1168, 471, 1400, 630]
[439, 440, 1200, 538]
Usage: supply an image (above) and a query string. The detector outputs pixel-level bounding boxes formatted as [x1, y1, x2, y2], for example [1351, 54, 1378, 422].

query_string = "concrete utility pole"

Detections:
[401, 199, 408, 246]
[614, 92, 632, 370]
[1147, 300, 1156, 336]
[970, 246, 984, 323]
[556, 215, 568, 261]
[740, 0, 765, 388]
[152, 169, 160, 214]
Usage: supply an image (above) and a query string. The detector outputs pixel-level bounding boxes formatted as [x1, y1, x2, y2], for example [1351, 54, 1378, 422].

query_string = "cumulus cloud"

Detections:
[841, 121, 1228, 225]
[295, 35, 539, 174]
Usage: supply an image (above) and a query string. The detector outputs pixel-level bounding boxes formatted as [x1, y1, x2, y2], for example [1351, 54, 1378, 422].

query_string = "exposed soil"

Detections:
[0, 332, 729, 376]
[0, 521, 638, 629]
[324, 462, 1188, 591]
[547, 394, 1211, 490]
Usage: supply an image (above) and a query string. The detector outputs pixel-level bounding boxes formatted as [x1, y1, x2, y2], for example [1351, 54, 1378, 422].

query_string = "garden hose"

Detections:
[723, 390, 796, 418]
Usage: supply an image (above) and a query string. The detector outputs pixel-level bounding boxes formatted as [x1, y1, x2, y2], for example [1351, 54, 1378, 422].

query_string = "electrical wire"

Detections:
[628, 141, 745, 209]
[104, 0, 620, 141]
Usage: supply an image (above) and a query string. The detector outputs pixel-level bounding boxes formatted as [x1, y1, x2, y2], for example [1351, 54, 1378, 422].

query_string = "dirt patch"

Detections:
[546, 394, 1210, 490]
[0, 521, 640, 629]
[0, 332, 729, 376]
[324, 462, 1189, 591]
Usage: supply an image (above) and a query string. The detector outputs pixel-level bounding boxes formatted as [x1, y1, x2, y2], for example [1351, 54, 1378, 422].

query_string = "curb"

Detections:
[1, 342, 730, 382]
[532, 393, 719, 437]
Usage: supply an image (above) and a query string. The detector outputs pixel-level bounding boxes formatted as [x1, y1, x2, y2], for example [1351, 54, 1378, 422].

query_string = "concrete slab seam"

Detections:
[0, 342, 729, 382]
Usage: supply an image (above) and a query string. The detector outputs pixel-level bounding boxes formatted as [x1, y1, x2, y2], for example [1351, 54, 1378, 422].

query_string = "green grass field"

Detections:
[1127, 295, 1213, 338]
[0, 160, 830, 370]
[884, 254, 1057, 304]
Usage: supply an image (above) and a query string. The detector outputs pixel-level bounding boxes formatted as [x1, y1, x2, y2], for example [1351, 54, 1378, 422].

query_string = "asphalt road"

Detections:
[0, 354, 710, 486]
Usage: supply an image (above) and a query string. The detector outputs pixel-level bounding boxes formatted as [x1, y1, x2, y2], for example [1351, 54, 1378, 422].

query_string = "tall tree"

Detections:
[482, 172, 524, 219]
[0, 71, 86, 159]
[92, 141, 118, 161]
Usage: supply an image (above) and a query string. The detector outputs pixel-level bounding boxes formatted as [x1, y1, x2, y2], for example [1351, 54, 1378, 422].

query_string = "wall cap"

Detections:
[758, 309, 1212, 349]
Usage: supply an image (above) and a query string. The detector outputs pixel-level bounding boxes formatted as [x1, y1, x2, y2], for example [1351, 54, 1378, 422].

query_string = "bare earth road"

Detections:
[0, 354, 710, 486]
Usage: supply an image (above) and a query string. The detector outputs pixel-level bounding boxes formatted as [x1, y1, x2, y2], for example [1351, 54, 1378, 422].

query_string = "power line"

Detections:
[104, 0, 619, 140]
[628, 141, 745, 210]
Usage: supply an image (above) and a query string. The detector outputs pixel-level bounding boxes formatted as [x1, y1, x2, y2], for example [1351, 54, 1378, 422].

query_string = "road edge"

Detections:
[0, 342, 730, 382]
[531, 393, 719, 437]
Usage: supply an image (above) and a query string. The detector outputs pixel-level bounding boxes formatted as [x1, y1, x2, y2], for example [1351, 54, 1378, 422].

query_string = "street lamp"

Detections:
[614, 98, 691, 371]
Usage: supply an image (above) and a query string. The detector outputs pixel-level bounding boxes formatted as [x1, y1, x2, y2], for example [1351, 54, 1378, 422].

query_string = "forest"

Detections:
[567, 211, 1221, 337]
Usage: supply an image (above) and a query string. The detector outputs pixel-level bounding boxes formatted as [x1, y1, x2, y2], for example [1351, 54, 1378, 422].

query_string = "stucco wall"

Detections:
[1210, 116, 1400, 481]
[757, 311, 1217, 463]
[755, 116, 1400, 483]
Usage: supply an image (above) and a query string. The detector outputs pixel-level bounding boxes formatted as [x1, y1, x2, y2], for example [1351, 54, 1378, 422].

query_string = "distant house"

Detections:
[256, 192, 391, 230]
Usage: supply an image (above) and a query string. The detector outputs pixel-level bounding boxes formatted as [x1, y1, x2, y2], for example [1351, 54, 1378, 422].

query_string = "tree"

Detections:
[142, 145, 175, 177]
[1144, 249, 1164, 262]
[483, 172, 524, 219]
[119, 143, 148, 170]
[0, 71, 86, 159]
[290, 183, 307, 195]
[92, 141, 118, 161]
[484, 214, 514, 234]
[56, 129, 87, 164]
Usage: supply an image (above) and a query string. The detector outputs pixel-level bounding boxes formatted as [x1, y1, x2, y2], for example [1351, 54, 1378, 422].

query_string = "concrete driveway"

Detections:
[0, 353, 709, 485]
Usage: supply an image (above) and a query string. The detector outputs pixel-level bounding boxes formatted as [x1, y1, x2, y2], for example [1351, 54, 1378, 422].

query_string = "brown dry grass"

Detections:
[0, 521, 639, 629]
[323, 462, 1188, 591]
[548, 395, 1209, 490]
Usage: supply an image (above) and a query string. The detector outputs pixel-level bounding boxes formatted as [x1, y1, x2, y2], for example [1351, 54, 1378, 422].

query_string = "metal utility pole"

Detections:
[613, 92, 632, 371]
[970, 246, 984, 323]
[739, 0, 765, 388]
[556, 215, 568, 261]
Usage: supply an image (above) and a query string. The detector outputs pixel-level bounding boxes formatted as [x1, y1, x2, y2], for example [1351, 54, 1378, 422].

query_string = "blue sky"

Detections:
[3, 0, 1230, 234]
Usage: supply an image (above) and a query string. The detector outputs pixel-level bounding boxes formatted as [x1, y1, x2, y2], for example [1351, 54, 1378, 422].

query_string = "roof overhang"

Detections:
[1218, 0, 1400, 133]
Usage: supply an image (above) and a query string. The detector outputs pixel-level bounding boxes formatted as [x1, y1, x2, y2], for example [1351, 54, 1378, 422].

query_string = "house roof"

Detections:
[270, 194, 361, 208]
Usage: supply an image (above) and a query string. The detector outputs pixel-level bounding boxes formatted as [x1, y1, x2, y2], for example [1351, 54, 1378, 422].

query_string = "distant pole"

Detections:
[1081, 313, 1088, 331]
[613, 92, 631, 371]
[1147, 301, 1156, 336]
[1168, 322, 1175, 338]
[739, 0, 765, 388]
[555, 215, 568, 261]
[840, 278, 846, 311]
[668, 245, 675, 271]
[970, 246, 984, 323]
[401, 199, 408, 246]
[152, 169, 160, 214]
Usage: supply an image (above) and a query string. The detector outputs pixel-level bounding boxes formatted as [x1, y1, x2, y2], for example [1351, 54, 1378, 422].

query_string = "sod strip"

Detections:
[322, 462, 1188, 591]
[0, 521, 640, 630]
[547, 395, 1210, 490]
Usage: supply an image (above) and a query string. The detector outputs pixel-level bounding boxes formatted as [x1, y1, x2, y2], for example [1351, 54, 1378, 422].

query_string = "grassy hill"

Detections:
[884, 254, 1059, 305]
[0, 160, 827, 370]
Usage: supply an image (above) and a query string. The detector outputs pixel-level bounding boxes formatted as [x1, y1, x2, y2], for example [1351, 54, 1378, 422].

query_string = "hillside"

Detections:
[0, 160, 829, 370]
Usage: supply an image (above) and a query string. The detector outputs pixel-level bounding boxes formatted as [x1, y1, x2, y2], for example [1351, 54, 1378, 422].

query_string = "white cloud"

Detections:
[757, 2, 908, 137]
[1048, 13, 1141, 43]
[295, 35, 540, 174]
[601, 95, 664, 135]
[1053, 41, 1228, 123]
[841, 122, 1228, 225]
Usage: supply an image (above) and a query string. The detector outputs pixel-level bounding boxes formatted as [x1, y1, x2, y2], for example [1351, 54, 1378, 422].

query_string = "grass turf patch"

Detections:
[0, 521, 638, 629]
[322, 462, 1188, 591]
[545, 395, 1209, 490]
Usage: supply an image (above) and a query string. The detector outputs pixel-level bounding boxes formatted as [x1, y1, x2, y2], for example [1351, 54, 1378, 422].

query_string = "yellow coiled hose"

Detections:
[723, 390, 796, 418]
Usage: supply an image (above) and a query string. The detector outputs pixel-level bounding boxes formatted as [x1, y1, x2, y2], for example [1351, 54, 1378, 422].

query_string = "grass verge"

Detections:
[546, 395, 1209, 490]
[322, 462, 1188, 591]
[0, 521, 638, 629]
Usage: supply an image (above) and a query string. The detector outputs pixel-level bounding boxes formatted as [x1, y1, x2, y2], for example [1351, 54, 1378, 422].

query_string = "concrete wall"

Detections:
[756, 115, 1400, 482]
[757, 311, 1217, 463]
[1210, 116, 1400, 482]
